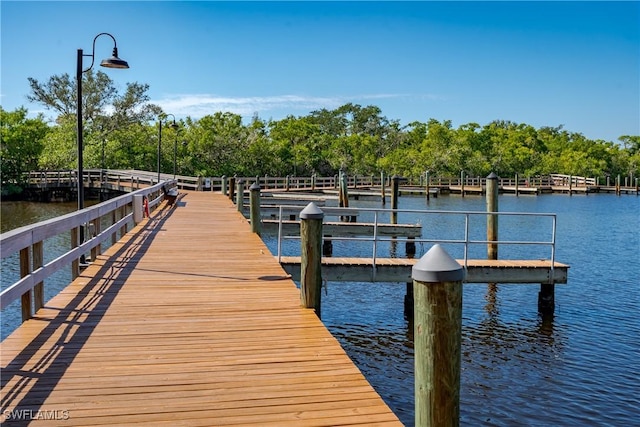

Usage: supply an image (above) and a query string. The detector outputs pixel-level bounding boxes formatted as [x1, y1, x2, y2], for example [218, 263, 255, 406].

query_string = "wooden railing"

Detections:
[21, 169, 638, 195]
[0, 180, 176, 320]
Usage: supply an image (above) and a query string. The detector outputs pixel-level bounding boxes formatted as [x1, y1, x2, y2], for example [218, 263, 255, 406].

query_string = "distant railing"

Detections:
[22, 170, 638, 195]
[0, 180, 176, 320]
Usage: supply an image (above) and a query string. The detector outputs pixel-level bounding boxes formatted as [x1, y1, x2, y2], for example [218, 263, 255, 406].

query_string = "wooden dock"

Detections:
[1, 192, 402, 426]
[279, 257, 569, 284]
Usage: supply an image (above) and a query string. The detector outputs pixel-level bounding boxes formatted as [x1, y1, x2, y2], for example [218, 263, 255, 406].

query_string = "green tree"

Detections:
[0, 107, 49, 193]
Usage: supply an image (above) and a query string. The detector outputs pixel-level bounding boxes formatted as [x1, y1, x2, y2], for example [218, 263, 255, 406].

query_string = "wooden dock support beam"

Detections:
[300, 203, 324, 318]
[412, 244, 464, 427]
[404, 281, 413, 319]
[538, 283, 555, 314]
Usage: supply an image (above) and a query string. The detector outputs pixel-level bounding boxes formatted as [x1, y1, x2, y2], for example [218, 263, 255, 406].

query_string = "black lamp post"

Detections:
[76, 33, 128, 259]
[157, 114, 178, 183]
[77, 32, 129, 211]
[173, 127, 182, 179]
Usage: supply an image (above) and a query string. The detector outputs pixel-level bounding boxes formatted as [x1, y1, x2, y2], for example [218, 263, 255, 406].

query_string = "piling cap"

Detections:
[250, 182, 261, 191]
[299, 202, 324, 220]
[487, 172, 499, 180]
[412, 244, 465, 283]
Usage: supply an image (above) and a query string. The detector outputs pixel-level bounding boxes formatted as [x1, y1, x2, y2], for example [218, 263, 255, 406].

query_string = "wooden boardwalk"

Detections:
[1, 192, 401, 426]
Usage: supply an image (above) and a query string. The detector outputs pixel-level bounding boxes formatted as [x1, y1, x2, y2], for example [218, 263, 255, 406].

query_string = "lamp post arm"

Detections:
[82, 32, 119, 73]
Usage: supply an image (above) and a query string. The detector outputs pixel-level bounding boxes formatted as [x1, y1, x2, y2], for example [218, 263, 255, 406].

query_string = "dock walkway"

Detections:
[1, 192, 401, 426]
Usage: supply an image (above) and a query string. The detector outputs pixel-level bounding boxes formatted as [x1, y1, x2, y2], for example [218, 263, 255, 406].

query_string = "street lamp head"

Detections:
[100, 47, 129, 69]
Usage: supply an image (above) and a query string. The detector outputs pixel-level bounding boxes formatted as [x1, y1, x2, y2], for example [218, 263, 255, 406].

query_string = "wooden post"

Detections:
[236, 179, 245, 212]
[20, 247, 33, 321]
[228, 176, 236, 201]
[33, 241, 44, 311]
[380, 171, 386, 205]
[425, 171, 430, 201]
[300, 203, 324, 318]
[249, 182, 261, 235]
[460, 170, 465, 197]
[515, 173, 519, 197]
[221, 175, 227, 196]
[616, 174, 621, 195]
[538, 283, 555, 314]
[391, 175, 399, 224]
[285, 175, 290, 191]
[486, 172, 499, 260]
[569, 175, 573, 195]
[412, 244, 464, 427]
[635, 177, 639, 195]
[339, 170, 352, 221]
[133, 194, 144, 223]
[404, 281, 413, 319]
[311, 174, 316, 191]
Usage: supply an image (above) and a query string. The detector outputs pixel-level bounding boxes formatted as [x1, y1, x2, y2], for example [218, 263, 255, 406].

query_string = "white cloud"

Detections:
[152, 93, 431, 120]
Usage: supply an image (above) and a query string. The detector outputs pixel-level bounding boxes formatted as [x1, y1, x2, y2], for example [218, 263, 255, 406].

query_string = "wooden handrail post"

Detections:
[236, 179, 245, 212]
[460, 170, 466, 197]
[133, 194, 144, 223]
[412, 244, 464, 427]
[300, 203, 324, 318]
[249, 182, 261, 235]
[228, 176, 236, 201]
[20, 247, 33, 321]
[221, 175, 227, 196]
[486, 172, 499, 260]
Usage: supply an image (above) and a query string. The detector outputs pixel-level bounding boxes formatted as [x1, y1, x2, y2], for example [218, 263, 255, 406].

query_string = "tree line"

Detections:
[2, 70, 639, 196]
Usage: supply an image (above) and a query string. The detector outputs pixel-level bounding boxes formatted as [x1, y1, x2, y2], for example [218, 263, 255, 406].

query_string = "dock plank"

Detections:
[1, 192, 401, 426]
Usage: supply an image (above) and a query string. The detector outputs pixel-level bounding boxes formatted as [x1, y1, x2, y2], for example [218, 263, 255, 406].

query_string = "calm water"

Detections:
[1, 194, 639, 425]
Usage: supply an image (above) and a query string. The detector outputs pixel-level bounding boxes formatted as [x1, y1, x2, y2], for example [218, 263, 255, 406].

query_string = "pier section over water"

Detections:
[1, 192, 401, 426]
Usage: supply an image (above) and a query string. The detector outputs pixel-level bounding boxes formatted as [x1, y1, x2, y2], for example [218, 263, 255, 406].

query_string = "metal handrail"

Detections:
[275, 206, 557, 275]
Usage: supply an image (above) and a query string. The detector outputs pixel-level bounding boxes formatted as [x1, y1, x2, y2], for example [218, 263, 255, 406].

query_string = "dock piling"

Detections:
[221, 175, 227, 196]
[236, 179, 244, 212]
[249, 182, 261, 235]
[538, 283, 555, 314]
[391, 175, 399, 224]
[486, 172, 499, 260]
[300, 202, 324, 318]
[412, 244, 464, 427]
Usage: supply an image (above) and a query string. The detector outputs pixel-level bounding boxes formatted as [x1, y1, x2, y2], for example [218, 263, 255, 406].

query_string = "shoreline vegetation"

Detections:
[2, 70, 638, 197]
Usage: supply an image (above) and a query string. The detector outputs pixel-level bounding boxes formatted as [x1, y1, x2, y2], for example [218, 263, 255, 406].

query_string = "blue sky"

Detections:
[1, 1, 638, 143]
